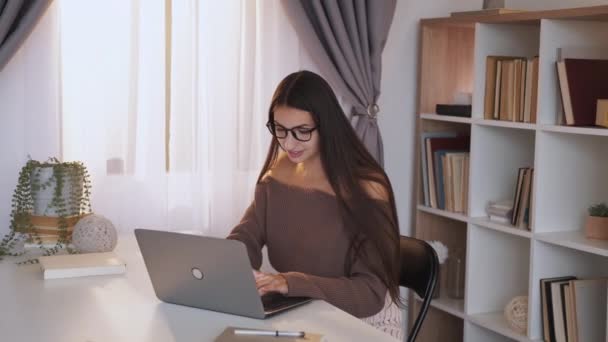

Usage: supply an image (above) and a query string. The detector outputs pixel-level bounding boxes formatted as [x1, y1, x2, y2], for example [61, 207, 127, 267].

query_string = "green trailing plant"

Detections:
[588, 203, 608, 217]
[0, 157, 92, 262]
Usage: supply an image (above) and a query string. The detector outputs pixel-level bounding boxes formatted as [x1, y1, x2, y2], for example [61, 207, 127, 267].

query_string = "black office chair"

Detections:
[399, 235, 439, 342]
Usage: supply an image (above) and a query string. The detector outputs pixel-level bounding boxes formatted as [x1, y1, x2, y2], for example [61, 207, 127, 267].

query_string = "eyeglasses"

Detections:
[266, 122, 319, 142]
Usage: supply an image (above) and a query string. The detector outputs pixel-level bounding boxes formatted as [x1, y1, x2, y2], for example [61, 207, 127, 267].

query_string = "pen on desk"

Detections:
[234, 329, 305, 337]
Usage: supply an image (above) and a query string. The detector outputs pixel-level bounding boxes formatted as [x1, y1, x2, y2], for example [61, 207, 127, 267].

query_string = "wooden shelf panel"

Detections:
[540, 125, 608, 137]
[421, 5, 608, 25]
[475, 119, 536, 131]
[420, 113, 472, 124]
[534, 230, 608, 257]
[417, 205, 469, 223]
[470, 217, 532, 239]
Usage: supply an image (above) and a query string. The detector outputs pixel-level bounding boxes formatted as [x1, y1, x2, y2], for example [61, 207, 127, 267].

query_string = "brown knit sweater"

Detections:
[227, 176, 388, 318]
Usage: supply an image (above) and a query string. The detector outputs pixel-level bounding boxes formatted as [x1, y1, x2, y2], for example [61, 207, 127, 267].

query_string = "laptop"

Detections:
[134, 228, 311, 319]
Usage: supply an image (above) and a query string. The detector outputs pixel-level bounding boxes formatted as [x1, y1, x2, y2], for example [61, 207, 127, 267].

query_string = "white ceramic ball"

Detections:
[72, 214, 118, 253]
[504, 295, 528, 334]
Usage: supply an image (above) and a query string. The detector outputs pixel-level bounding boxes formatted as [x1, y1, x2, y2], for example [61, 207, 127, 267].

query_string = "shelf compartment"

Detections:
[527, 241, 608, 339]
[470, 217, 533, 239]
[537, 19, 608, 125]
[534, 132, 608, 233]
[419, 24, 475, 114]
[468, 125, 535, 219]
[465, 321, 518, 342]
[471, 22, 540, 121]
[415, 304, 464, 342]
[468, 312, 536, 342]
[466, 226, 530, 315]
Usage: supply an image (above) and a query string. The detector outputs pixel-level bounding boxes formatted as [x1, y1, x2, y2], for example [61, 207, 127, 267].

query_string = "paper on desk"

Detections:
[214, 327, 325, 342]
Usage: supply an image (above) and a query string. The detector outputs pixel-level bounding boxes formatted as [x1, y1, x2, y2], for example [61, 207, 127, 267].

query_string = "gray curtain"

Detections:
[0, 0, 53, 72]
[282, 0, 396, 167]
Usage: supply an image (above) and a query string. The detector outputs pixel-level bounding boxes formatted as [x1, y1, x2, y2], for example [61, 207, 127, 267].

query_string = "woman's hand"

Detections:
[253, 270, 288, 296]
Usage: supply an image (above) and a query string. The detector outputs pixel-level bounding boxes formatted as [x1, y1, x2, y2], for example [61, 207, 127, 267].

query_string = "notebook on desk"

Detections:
[134, 229, 311, 319]
[38, 252, 126, 280]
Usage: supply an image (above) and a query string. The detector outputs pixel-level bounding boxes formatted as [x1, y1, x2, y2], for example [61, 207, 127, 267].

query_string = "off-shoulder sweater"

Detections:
[227, 176, 391, 318]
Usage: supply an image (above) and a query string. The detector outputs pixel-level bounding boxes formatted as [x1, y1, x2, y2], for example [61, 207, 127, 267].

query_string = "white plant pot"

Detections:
[32, 166, 83, 217]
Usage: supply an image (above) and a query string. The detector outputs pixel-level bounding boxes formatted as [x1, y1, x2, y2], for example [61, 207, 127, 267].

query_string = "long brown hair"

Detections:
[258, 70, 402, 307]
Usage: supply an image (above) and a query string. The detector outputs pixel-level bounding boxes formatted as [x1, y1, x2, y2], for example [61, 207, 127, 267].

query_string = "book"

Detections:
[488, 215, 510, 224]
[434, 150, 467, 210]
[427, 136, 470, 209]
[485, 56, 510, 119]
[596, 99, 608, 127]
[541, 276, 576, 342]
[529, 56, 539, 123]
[435, 104, 471, 117]
[571, 279, 608, 342]
[39, 252, 126, 280]
[511, 168, 526, 225]
[420, 132, 458, 207]
[516, 168, 533, 229]
[557, 58, 608, 126]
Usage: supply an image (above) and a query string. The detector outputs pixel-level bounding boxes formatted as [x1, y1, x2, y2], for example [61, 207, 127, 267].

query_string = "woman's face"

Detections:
[271, 105, 320, 164]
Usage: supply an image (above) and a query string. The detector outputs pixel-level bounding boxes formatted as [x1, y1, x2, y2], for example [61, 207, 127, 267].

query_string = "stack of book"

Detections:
[483, 55, 539, 123]
[485, 199, 513, 224]
[556, 57, 608, 126]
[420, 133, 470, 213]
[540, 277, 607, 342]
[511, 167, 533, 229]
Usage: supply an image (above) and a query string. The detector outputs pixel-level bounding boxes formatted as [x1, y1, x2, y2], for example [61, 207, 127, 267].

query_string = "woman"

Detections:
[227, 70, 403, 339]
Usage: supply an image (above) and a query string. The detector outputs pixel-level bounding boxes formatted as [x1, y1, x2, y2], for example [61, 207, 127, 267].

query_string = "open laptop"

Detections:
[134, 228, 311, 319]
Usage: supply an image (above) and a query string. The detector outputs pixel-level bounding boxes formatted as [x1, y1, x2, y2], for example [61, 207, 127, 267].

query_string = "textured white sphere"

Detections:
[504, 295, 528, 334]
[72, 214, 118, 253]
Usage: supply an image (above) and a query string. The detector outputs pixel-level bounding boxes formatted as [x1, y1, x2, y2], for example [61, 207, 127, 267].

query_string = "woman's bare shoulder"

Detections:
[261, 152, 291, 183]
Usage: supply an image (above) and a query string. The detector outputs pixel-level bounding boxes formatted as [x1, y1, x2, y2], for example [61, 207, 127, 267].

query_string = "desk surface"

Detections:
[0, 234, 398, 342]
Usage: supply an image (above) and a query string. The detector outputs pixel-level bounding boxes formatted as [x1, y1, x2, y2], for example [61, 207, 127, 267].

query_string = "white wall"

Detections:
[0, 2, 61, 236]
[379, 0, 607, 236]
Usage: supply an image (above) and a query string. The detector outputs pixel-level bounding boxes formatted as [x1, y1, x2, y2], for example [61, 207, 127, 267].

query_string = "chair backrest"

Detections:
[399, 235, 439, 342]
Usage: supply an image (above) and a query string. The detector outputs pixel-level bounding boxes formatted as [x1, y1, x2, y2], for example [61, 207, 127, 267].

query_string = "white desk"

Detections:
[0, 235, 398, 342]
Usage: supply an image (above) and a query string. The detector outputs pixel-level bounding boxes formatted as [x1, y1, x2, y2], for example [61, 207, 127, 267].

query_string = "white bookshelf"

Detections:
[414, 6, 608, 342]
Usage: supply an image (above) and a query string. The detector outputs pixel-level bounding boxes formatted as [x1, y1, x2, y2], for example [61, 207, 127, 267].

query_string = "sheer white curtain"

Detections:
[60, 0, 316, 236]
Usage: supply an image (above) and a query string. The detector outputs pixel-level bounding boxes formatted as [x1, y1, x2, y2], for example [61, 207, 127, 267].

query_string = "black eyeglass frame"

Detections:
[266, 121, 319, 142]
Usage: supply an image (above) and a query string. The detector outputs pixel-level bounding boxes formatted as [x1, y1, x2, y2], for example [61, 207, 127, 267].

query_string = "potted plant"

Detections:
[0, 157, 92, 261]
[585, 202, 608, 240]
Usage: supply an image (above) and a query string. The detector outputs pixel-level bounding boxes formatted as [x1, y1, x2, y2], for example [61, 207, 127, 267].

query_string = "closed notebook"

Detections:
[39, 252, 126, 279]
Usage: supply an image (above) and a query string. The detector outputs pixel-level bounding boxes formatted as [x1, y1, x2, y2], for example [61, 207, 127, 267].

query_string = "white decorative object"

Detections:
[72, 214, 118, 253]
[427, 240, 449, 264]
[504, 296, 528, 334]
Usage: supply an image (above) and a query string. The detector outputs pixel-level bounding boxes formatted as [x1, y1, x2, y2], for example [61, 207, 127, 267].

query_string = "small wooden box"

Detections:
[596, 99, 608, 127]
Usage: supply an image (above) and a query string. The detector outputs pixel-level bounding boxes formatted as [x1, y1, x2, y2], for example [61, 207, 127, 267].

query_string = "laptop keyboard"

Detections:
[261, 293, 309, 312]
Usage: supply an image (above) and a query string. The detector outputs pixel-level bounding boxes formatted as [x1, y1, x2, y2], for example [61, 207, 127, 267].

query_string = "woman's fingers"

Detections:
[252, 271, 288, 295]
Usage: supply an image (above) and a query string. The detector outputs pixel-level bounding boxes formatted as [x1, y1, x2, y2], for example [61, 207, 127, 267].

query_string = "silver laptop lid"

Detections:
[134, 229, 266, 319]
